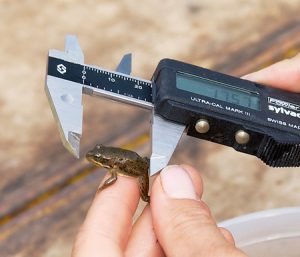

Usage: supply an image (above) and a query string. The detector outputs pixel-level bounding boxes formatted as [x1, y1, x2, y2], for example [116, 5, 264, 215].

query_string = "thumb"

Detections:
[150, 165, 246, 257]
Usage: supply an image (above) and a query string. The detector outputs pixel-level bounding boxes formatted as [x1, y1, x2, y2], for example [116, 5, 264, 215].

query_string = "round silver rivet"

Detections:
[235, 130, 250, 144]
[195, 119, 210, 134]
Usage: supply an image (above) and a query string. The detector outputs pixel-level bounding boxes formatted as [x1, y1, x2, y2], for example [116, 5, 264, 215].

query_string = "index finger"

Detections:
[242, 53, 300, 92]
[72, 172, 141, 257]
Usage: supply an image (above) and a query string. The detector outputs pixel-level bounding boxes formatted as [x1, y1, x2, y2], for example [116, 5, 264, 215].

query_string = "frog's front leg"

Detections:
[97, 168, 118, 192]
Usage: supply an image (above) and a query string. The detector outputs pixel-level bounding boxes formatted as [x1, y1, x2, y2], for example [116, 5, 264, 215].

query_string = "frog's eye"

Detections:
[94, 153, 101, 158]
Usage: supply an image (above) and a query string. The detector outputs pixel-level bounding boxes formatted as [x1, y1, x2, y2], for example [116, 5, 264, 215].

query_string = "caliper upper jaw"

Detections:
[150, 112, 186, 176]
[45, 35, 84, 158]
[115, 53, 132, 75]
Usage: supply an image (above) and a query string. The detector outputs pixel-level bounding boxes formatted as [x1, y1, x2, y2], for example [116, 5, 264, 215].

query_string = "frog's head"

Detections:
[86, 144, 112, 168]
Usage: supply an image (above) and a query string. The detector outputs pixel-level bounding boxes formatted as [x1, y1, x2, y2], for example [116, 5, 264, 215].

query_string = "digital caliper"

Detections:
[45, 35, 300, 176]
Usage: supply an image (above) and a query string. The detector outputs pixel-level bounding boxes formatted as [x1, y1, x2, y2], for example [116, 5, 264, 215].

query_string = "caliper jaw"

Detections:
[115, 53, 132, 75]
[45, 35, 84, 158]
[150, 113, 185, 176]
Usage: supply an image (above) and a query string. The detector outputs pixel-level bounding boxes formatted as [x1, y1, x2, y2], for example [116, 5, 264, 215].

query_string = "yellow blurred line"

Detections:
[282, 47, 300, 59]
[0, 191, 70, 241]
[0, 165, 97, 227]
[122, 133, 149, 150]
[258, 46, 300, 70]
[0, 133, 149, 241]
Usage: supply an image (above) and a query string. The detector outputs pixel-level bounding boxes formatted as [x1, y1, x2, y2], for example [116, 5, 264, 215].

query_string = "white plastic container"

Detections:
[219, 207, 300, 257]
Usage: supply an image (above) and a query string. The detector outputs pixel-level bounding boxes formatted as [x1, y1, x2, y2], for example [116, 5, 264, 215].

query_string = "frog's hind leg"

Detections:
[138, 174, 150, 203]
[97, 168, 118, 193]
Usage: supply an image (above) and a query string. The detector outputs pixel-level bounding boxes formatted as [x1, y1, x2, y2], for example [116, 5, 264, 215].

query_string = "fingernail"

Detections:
[242, 73, 256, 80]
[241, 74, 252, 79]
[160, 165, 198, 200]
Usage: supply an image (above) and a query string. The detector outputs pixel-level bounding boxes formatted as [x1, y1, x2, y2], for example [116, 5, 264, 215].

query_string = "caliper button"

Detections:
[235, 130, 250, 144]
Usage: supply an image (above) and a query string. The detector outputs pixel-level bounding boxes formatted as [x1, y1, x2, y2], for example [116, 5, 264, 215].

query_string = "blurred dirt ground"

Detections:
[1, 0, 300, 256]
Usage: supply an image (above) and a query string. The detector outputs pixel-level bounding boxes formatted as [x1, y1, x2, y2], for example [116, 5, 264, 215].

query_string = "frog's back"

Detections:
[108, 147, 141, 160]
[111, 148, 148, 177]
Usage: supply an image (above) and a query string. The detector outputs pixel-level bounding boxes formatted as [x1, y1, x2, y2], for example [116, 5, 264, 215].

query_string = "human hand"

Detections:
[242, 53, 300, 92]
[149, 165, 248, 257]
[71, 165, 247, 257]
[71, 170, 164, 257]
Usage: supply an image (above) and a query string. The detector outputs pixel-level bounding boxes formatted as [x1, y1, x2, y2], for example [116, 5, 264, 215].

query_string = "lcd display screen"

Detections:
[176, 72, 260, 110]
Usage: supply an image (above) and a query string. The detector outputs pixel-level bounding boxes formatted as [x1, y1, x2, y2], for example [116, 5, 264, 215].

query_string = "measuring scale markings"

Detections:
[48, 57, 152, 104]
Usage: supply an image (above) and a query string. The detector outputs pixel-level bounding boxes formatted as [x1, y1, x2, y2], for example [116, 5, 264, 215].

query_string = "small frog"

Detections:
[86, 144, 150, 202]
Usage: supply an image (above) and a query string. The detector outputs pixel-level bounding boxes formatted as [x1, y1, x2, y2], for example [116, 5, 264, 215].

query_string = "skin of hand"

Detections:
[242, 52, 300, 92]
[71, 53, 300, 257]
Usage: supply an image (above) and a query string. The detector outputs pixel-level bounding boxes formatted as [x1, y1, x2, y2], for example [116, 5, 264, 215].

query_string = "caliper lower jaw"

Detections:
[45, 35, 84, 158]
[150, 112, 186, 176]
